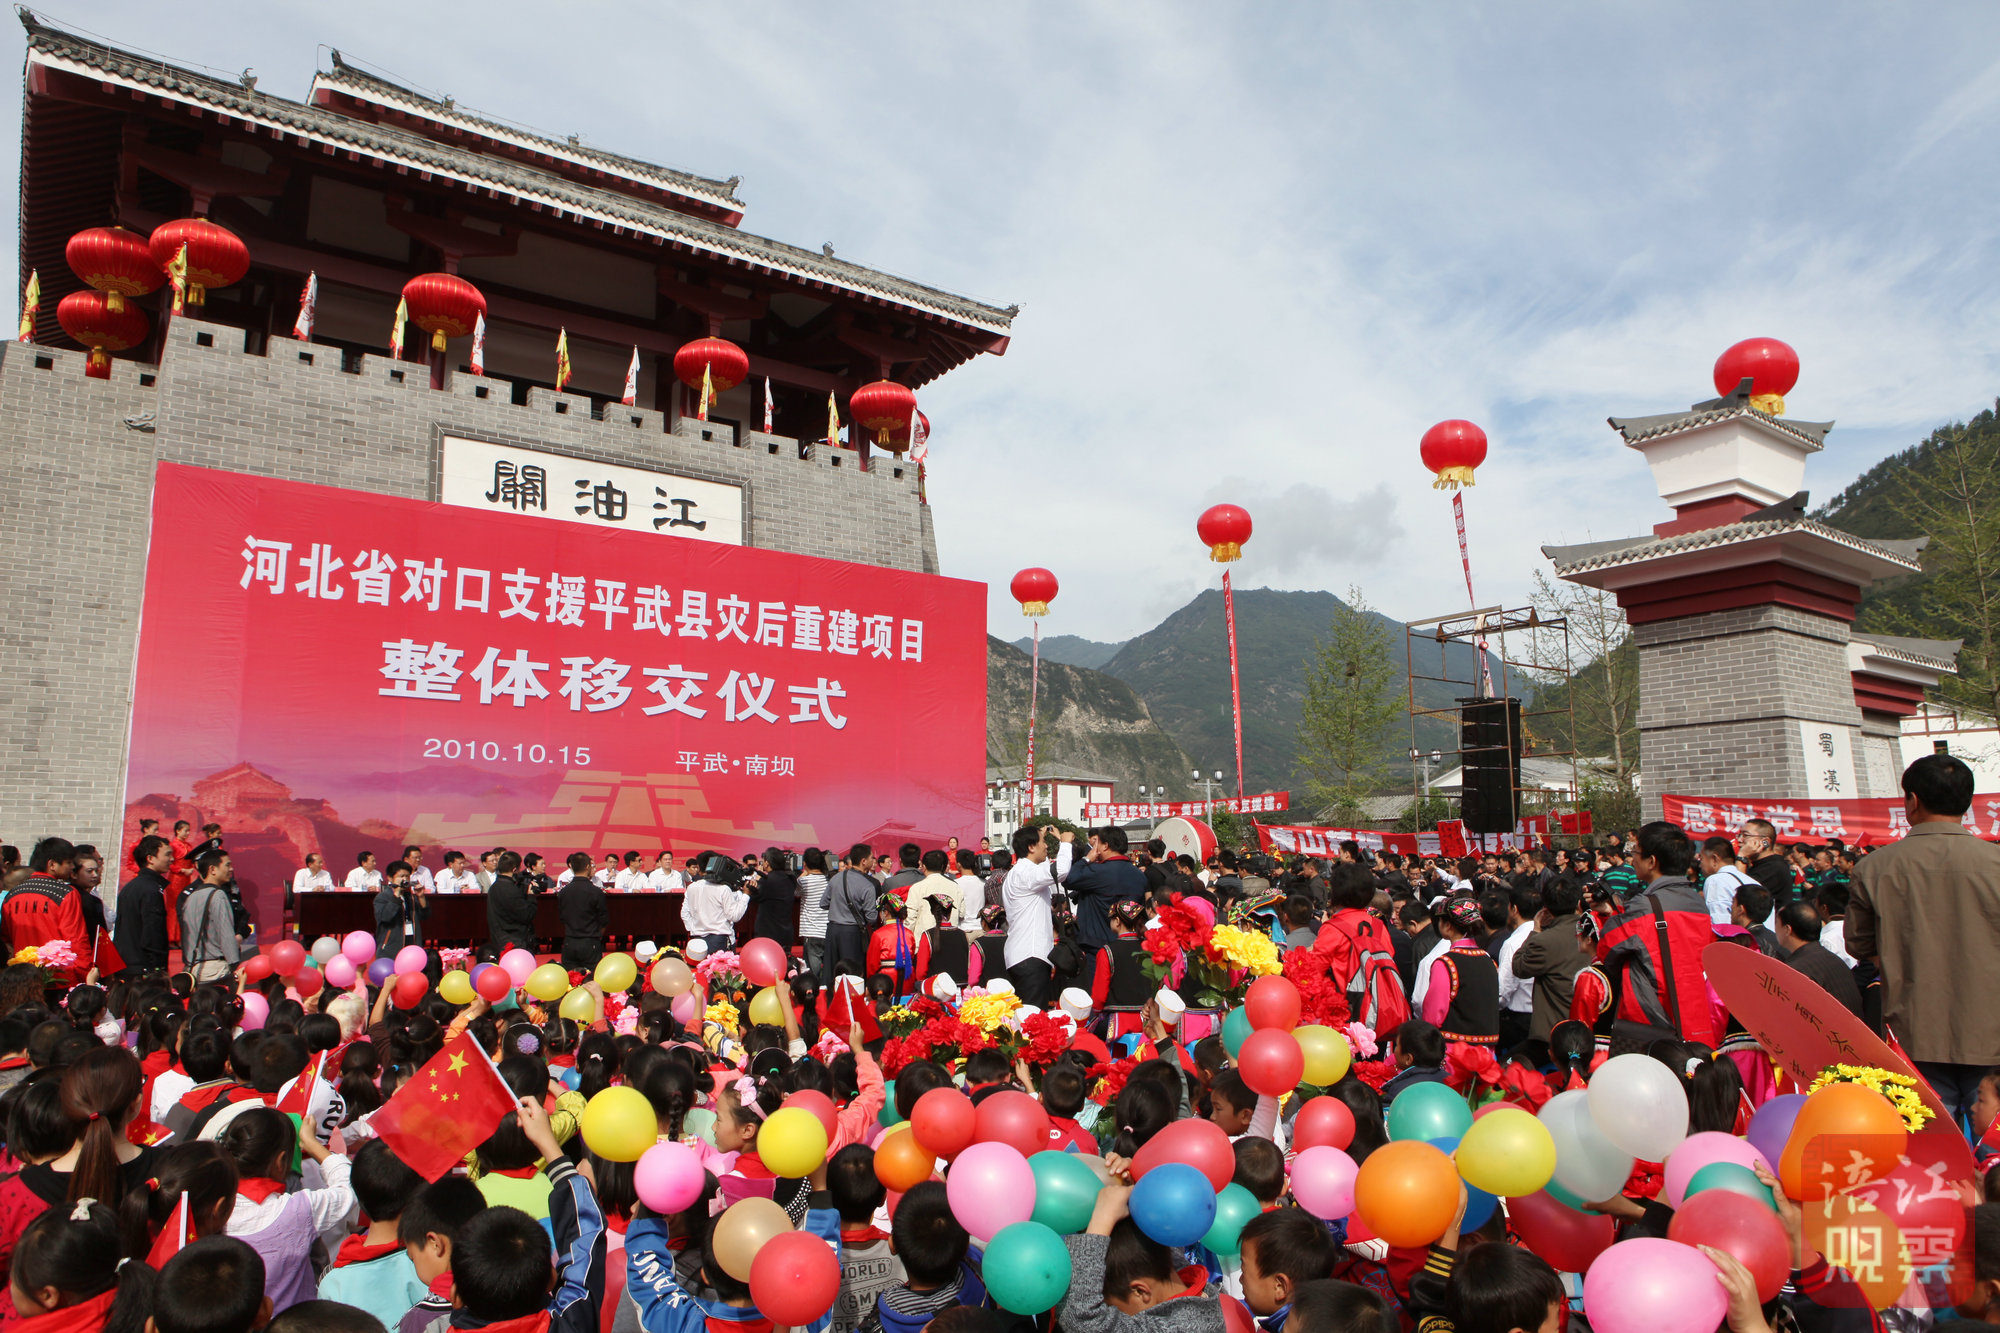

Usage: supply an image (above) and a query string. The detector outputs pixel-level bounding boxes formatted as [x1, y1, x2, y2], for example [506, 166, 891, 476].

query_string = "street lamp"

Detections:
[1409, 748, 1444, 795]
[1192, 769, 1225, 807]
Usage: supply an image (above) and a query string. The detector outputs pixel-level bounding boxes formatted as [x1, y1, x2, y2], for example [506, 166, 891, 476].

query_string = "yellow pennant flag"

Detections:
[698, 361, 713, 421]
[826, 391, 840, 447]
[389, 296, 408, 360]
[164, 243, 188, 315]
[555, 328, 573, 392]
[17, 269, 38, 343]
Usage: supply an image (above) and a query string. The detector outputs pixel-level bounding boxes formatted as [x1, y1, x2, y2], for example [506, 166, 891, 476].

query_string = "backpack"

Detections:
[1318, 910, 1410, 1033]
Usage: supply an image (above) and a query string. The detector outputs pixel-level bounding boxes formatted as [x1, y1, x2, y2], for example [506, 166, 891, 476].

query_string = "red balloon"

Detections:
[972, 1090, 1050, 1159]
[292, 966, 324, 998]
[911, 1088, 977, 1161]
[741, 938, 787, 989]
[1133, 1118, 1235, 1192]
[475, 966, 513, 1003]
[1244, 976, 1301, 1031]
[391, 972, 429, 1010]
[269, 940, 306, 977]
[1507, 1191, 1616, 1275]
[1293, 1096, 1356, 1152]
[1712, 337, 1800, 401]
[240, 955, 273, 983]
[784, 1090, 839, 1144]
[1238, 1028, 1305, 1098]
[748, 1229, 842, 1326]
[1667, 1186, 1790, 1302]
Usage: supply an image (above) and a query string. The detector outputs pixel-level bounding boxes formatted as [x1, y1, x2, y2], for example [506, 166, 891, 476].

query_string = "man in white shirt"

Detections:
[613, 852, 645, 894]
[401, 845, 434, 896]
[1495, 887, 1537, 1055]
[649, 850, 686, 892]
[1697, 836, 1760, 927]
[906, 850, 963, 936]
[1001, 824, 1073, 1007]
[474, 848, 501, 892]
[292, 852, 333, 896]
[344, 851, 382, 893]
[433, 851, 476, 895]
[682, 861, 750, 952]
[594, 854, 619, 888]
[953, 850, 986, 934]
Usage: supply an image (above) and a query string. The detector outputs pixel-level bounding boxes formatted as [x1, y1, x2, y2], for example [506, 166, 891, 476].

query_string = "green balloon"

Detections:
[1222, 1007, 1253, 1058]
[1029, 1151, 1102, 1235]
[1385, 1082, 1473, 1143]
[1543, 1176, 1591, 1211]
[1201, 1183, 1262, 1259]
[983, 1220, 1073, 1315]
[1685, 1161, 1780, 1213]
[878, 1101, 901, 1129]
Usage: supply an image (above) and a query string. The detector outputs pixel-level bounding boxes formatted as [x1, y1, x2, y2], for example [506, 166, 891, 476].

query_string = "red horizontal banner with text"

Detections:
[124, 462, 987, 933]
[1664, 792, 2000, 844]
[1084, 791, 1289, 822]
[1256, 823, 1430, 857]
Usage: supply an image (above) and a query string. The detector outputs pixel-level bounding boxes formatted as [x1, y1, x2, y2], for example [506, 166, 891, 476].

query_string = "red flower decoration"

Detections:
[1444, 1043, 1501, 1095]
[1281, 948, 1353, 1029]
[1088, 1055, 1143, 1107]
[1018, 1012, 1072, 1068]
[1624, 1160, 1664, 1201]
[1353, 1059, 1397, 1091]
[1497, 1063, 1551, 1112]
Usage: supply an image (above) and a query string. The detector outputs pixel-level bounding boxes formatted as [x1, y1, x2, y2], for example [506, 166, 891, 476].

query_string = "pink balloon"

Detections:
[239, 992, 268, 1031]
[1583, 1238, 1728, 1333]
[394, 945, 428, 975]
[1662, 1131, 1772, 1209]
[945, 1141, 1036, 1242]
[1289, 1145, 1359, 1220]
[741, 938, 787, 989]
[671, 990, 701, 1027]
[341, 931, 377, 965]
[500, 948, 537, 985]
[634, 1141, 705, 1214]
[1182, 897, 1216, 929]
[323, 955, 357, 989]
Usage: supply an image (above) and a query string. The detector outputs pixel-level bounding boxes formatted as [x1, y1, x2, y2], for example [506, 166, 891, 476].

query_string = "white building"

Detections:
[1899, 700, 2000, 791]
[985, 764, 1115, 844]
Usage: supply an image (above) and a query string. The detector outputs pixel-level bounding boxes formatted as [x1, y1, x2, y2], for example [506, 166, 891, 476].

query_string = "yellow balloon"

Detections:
[580, 1086, 657, 1162]
[527, 963, 571, 1002]
[758, 1106, 830, 1178]
[438, 970, 474, 1006]
[1455, 1106, 1557, 1198]
[710, 1197, 791, 1282]
[747, 984, 787, 1028]
[1295, 1025, 1352, 1086]
[650, 957, 695, 997]
[559, 986, 598, 1022]
[595, 952, 637, 993]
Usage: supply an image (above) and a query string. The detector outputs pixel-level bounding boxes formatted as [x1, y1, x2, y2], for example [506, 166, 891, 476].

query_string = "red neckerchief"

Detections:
[708, 1317, 772, 1333]
[334, 1233, 404, 1268]
[733, 1153, 774, 1179]
[460, 1314, 551, 1333]
[141, 1050, 172, 1077]
[487, 1165, 541, 1180]
[16, 1288, 117, 1333]
[1162, 1266, 1210, 1301]
[0, 1055, 30, 1071]
[840, 1225, 890, 1245]
[176, 1079, 238, 1113]
[238, 1177, 287, 1205]
[549, 1055, 575, 1069]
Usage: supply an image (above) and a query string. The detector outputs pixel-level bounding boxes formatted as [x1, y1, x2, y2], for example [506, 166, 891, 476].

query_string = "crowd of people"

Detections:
[0, 753, 1986, 1332]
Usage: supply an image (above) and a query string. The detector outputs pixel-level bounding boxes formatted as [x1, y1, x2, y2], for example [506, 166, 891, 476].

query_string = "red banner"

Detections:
[1085, 791, 1289, 822]
[1664, 793, 2000, 844]
[123, 463, 987, 932]
[1256, 823, 1431, 857]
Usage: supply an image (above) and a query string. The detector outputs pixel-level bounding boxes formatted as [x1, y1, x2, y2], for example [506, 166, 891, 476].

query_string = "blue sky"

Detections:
[14, 3, 2000, 641]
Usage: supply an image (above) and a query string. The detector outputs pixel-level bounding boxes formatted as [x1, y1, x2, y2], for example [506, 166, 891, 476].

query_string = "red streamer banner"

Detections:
[1663, 793, 2000, 844]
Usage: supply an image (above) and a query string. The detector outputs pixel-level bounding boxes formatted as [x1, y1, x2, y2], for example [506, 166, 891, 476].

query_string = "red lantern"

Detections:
[64, 227, 161, 313]
[1197, 504, 1253, 562]
[147, 218, 249, 306]
[1010, 568, 1059, 617]
[673, 336, 749, 393]
[401, 273, 486, 352]
[1419, 420, 1487, 490]
[56, 290, 149, 378]
[850, 380, 918, 451]
[1712, 337, 1800, 415]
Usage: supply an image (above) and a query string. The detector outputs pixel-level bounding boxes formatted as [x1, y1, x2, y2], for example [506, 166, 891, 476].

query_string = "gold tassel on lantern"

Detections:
[1751, 393, 1785, 416]
[1207, 542, 1243, 563]
[1020, 600, 1049, 617]
[431, 329, 447, 352]
[1431, 466, 1477, 490]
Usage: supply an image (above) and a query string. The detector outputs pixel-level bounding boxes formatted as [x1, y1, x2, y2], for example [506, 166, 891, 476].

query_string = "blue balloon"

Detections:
[1130, 1162, 1217, 1248]
[560, 1066, 582, 1091]
[1429, 1136, 1497, 1233]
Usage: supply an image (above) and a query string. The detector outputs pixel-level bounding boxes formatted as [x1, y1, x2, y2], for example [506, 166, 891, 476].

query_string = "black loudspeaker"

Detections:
[1458, 696, 1522, 834]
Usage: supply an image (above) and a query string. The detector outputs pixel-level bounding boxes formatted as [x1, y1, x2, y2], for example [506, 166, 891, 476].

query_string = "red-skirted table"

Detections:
[293, 890, 689, 948]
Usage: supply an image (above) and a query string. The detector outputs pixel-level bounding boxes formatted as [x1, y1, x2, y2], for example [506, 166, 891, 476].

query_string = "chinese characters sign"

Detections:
[1797, 721, 1858, 800]
[1083, 791, 1289, 822]
[1664, 792, 2000, 843]
[439, 436, 743, 545]
[125, 463, 984, 924]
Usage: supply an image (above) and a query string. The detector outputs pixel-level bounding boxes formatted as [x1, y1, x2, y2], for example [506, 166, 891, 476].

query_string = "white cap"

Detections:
[634, 940, 658, 961]
[927, 974, 960, 1003]
[984, 979, 1015, 997]
[685, 939, 709, 959]
[1156, 988, 1186, 1022]
[1059, 988, 1093, 1022]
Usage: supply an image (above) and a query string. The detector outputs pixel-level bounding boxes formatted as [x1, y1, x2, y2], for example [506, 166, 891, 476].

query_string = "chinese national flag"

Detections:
[91, 928, 124, 979]
[146, 1194, 192, 1269]
[368, 1028, 517, 1180]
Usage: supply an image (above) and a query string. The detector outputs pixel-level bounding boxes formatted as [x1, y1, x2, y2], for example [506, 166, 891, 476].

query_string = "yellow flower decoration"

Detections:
[705, 1000, 740, 1030]
[1805, 1063, 1934, 1134]
[958, 994, 1018, 1034]
[1208, 925, 1282, 976]
[7, 947, 38, 967]
[882, 1006, 916, 1026]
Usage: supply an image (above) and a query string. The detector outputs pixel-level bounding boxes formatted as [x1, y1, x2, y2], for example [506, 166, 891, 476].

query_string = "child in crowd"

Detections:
[151, 1236, 271, 1333]
[121, 1140, 239, 1262]
[1208, 1070, 1283, 1146]
[1283, 1280, 1401, 1333]
[867, 896, 918, 997]
[318, 1139, 431, 1328]
[1042, 1063, 1100, 1152]
[1378, 1021, 1448, 1105]
[1239, 1208, 1338, 1332]
[859, 1182, 984, 1333]
[10, 1200, 151, 1332]
[473, 1057, 561, 1231]
[829, 1144, 903, 1333]
[396, 1175, 488, 1332]
[1062, 1182, 1224, 1333]
[266, 1301, 389, 1333]
[221, 1105, 356, 1313]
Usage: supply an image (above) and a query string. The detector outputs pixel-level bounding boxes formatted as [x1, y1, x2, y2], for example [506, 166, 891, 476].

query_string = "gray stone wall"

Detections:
[1633, 603, 1866, 819]
[0, 319, 939, 850]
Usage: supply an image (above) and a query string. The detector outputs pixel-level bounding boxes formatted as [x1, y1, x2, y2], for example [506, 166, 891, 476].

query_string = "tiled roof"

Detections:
[1608, 389, 1832, 451]
[1542, 517, 1925, 578]
[22, 18, 1017, 336]
[1850, 633, 1962, 673]
[985, 765, 1118, 785]
[314, 54, 745, 215]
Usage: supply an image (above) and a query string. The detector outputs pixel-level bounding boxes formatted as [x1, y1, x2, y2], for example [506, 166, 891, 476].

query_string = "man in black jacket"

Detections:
[1775, 900, 1864, 1018]
[113, 835, 172, 973]
[558, 852, 607, 969]
[1063, 827, 1147, 978]
[488, 850, 538, 957]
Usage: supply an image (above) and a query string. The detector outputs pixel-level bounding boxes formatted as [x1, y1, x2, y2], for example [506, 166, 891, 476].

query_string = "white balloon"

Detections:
[1586, 1054, 1690, 1163]
[310, 936, 340, 965]
[1540, 1088, 1634, 1202]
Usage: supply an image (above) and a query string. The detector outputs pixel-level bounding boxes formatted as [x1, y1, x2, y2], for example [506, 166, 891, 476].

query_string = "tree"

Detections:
[1295, 588, 1404, 824]
[1529, 569, 1639, 786]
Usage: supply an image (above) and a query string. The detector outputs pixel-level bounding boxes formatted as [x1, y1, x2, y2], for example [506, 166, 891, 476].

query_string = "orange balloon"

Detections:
[873, 1129, 934, 1193]
[1779, 1083, 1908, 1201]
[1352, 1140, 1460, 1248]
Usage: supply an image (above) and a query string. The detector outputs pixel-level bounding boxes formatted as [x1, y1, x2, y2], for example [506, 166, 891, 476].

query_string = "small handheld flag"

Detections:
[555, 328, 572, 392]
[470, 311, 486, 376]
[909, 408, 931, 462]
[18, 269, 38, 343]
[622, 346, 640, 406]
[293, 272, 317, 342]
